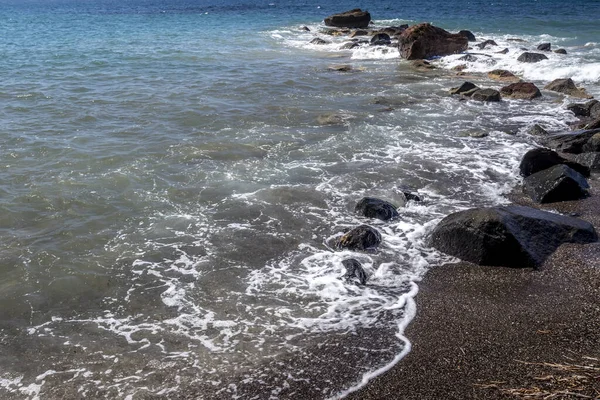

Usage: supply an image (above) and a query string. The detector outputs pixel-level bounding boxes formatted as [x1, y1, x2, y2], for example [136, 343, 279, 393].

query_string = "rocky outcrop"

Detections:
[523, 164, 589, 203]
[542, 128, 600, 154]
[398, 23, 468, 60]
[324, 9, 371, 29]
[471, 88, 501, 102]
[355, 197, 399, 221]
[336, 225, 382, 251]
[430, 205, 597, 268]
[517, 52, 548, 63]
[519, 147, 590, 177]
[458, 30, 476, 42]
[544, 78, 593, 99]
[341, 259, 368, 285]
[488, 69, 520, 82]
[500, 82, 542, 100]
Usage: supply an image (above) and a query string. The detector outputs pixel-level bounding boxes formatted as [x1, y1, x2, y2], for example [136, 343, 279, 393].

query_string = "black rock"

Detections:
[471, 88, 501, 102]
[537, 42, 551, 51]
[517, 52, 548, 63]
[324, 9, 371, 29]
[567, 100, 600, 117]
[341, 259, 368, 285]
[476, 39, 497, 49]
[370, 33, 391, 46]
[458, 54, 478, 62]
[575, 152, 600, 171]
[300, 26, 311, 32]
[519, 147, 590, 177]
[523, 164, 589, 203]
[337, 225, 382, 251]
[449, 81, 479, 96]
[402, 191, 422, 202]
[583, 132, 600, 152]
[554, 48, 567, 54]
[355, 197, 399, 221]
[458, 30, 476, 42]
[496, 48, 509, 54]
[430, 205, 597, 268]
[527, 124, 549, 136]
[542, 128, 600, 154]
[310, 38, 330, 45]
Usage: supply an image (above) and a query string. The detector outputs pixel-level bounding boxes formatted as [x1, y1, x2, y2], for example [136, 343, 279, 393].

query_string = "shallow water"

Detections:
[1, 0, 599, 398]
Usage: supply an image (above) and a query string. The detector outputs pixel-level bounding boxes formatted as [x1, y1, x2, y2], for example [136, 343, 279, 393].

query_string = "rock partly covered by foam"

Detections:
[517, 52, 548, 63]
[324, 9, 371, 29]
[398, 23, 468, 60]
[341, 259, 368, 285]
[355, 197, 399, 221]
[471, 88, 501, 102]
[523, 164, 589, 203]
[336, 225, 382, 251]
[430, 205, 597, 268]
[488, 69, 520, 82]
[519, 147, 590, 177]
[500, 82, 542, 100]
[545, 78, 593, 99]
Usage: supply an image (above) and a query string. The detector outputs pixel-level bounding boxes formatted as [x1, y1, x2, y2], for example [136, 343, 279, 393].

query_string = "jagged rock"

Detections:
[341, 259, 368, 285]
[398, 23, 468, 60]
[471, 88, 501, 102]
[542, 128, 600, 154]
[537, 42, 551, 51]
[324, 9, 371, 29]
[488, 69, 519, 82]
[544, 78, 593, 99]
[476, 39, 497, 49]
[458, 30, 476, 42]
[554, 48, 567, 54]
[575, 152, 600, 171]
[336, 225, 382, 251]
[523, 164, 589, 203]
[527, 124, 549, 136]
[431, 205, 597, 268]
[449, 81, 479, 96]
[517, 52, 548, 63]
[311, 38, 330, 45]
[355, 197, 399, 221]
[519, 147, 590, 177]
[500, 82, 542, 100]
[458, 54, 478, 62]
[370, 33, 391, 46]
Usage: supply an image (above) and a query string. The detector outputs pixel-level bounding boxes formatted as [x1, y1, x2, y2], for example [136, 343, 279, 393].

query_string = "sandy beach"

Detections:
[347, 181, 600, 399]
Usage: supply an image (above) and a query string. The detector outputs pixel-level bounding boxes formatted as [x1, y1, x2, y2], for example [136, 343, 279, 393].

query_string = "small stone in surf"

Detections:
[341, 259, 368, 285]
[336, 225, 382, 251]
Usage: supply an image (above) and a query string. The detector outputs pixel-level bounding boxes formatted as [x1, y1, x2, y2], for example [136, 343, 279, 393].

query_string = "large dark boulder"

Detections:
[324, 9, 371, 28]
[355, 197, 399, 221]
[337, 225, 382, 251]
[500, 82, 542, 100]
[542, 128, 600, 154]
[523, 164, 589, 203]
[398, 23, 468, 60]
[544, 78, 593, 99]
[430, 205, 597, 268]
[519, 147, 590, 177]
[575, 152, 600, 171]
[517, 52, 548, 63]
[471, 88, 501, 102]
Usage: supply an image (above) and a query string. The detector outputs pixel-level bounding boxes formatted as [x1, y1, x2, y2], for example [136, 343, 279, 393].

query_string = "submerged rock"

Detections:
[554, 48, 567, 54]
[341, 259, 368, 285]
[544, 78, 593, 99]
[340, 41, 360, 50]
[317, 113, 345, 125]
[355, 197, 399, 221]
[495, 48, 509, 54]
[310, 38, 330, 45]
[519, 147, 590, 178]
[476, 39, 497, 49]
[458, 54, 478, 62]
[523, 164, 589, 203]
[430, 205, 597, 268]
[488, 69, 520, 82]
[324, 9, 371, 29]
[517, 52, 548, 63]
[336, 225, 382, 251]
[527, 124, 549, 136]
[410, 59, 436, 71]
[398, 23, 468, 60]
[500, 82, 542, 100]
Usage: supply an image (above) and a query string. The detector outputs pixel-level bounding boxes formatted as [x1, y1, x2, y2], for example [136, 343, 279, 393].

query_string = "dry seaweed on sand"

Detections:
[475, 357, 600, 399]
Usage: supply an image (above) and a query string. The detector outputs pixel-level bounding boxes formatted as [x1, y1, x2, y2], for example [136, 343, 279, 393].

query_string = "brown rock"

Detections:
[471, 88, 501, 102]
[488, 69, 520, 82]
[545, 78, 593, 99]
[398, 23, 468, 60]
[324, 9, 371, 29]
[500, 82, 542, 100]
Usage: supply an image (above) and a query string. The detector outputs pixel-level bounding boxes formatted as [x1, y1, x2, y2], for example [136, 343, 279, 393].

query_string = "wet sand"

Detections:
[347, 181, 600, 399]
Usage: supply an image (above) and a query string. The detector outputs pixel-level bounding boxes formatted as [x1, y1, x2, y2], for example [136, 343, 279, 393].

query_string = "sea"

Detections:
[1, 0, 599, 398]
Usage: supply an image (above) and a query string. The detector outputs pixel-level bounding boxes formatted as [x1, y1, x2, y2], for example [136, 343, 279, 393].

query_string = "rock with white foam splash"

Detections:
[544, 78, 593, 99]
[355, 197, 399, 221]
[398, 23, 468, 60]
[517, 52, 548, 63]
[336, 225, 382, 251]
[324, 9, 371, 29]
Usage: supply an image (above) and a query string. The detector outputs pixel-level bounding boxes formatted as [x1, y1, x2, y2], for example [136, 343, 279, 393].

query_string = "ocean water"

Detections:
[1, 0, 599, 398]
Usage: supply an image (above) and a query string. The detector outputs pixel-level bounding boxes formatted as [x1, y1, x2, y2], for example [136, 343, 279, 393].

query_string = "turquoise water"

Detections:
[1, 0, 599, 398]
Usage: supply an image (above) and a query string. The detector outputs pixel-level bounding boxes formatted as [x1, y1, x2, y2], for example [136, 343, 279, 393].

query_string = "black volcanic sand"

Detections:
[346, 178, 600, 400]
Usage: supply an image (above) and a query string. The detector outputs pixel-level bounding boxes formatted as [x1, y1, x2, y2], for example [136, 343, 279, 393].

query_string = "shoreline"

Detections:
[345, 183, 600, 399]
